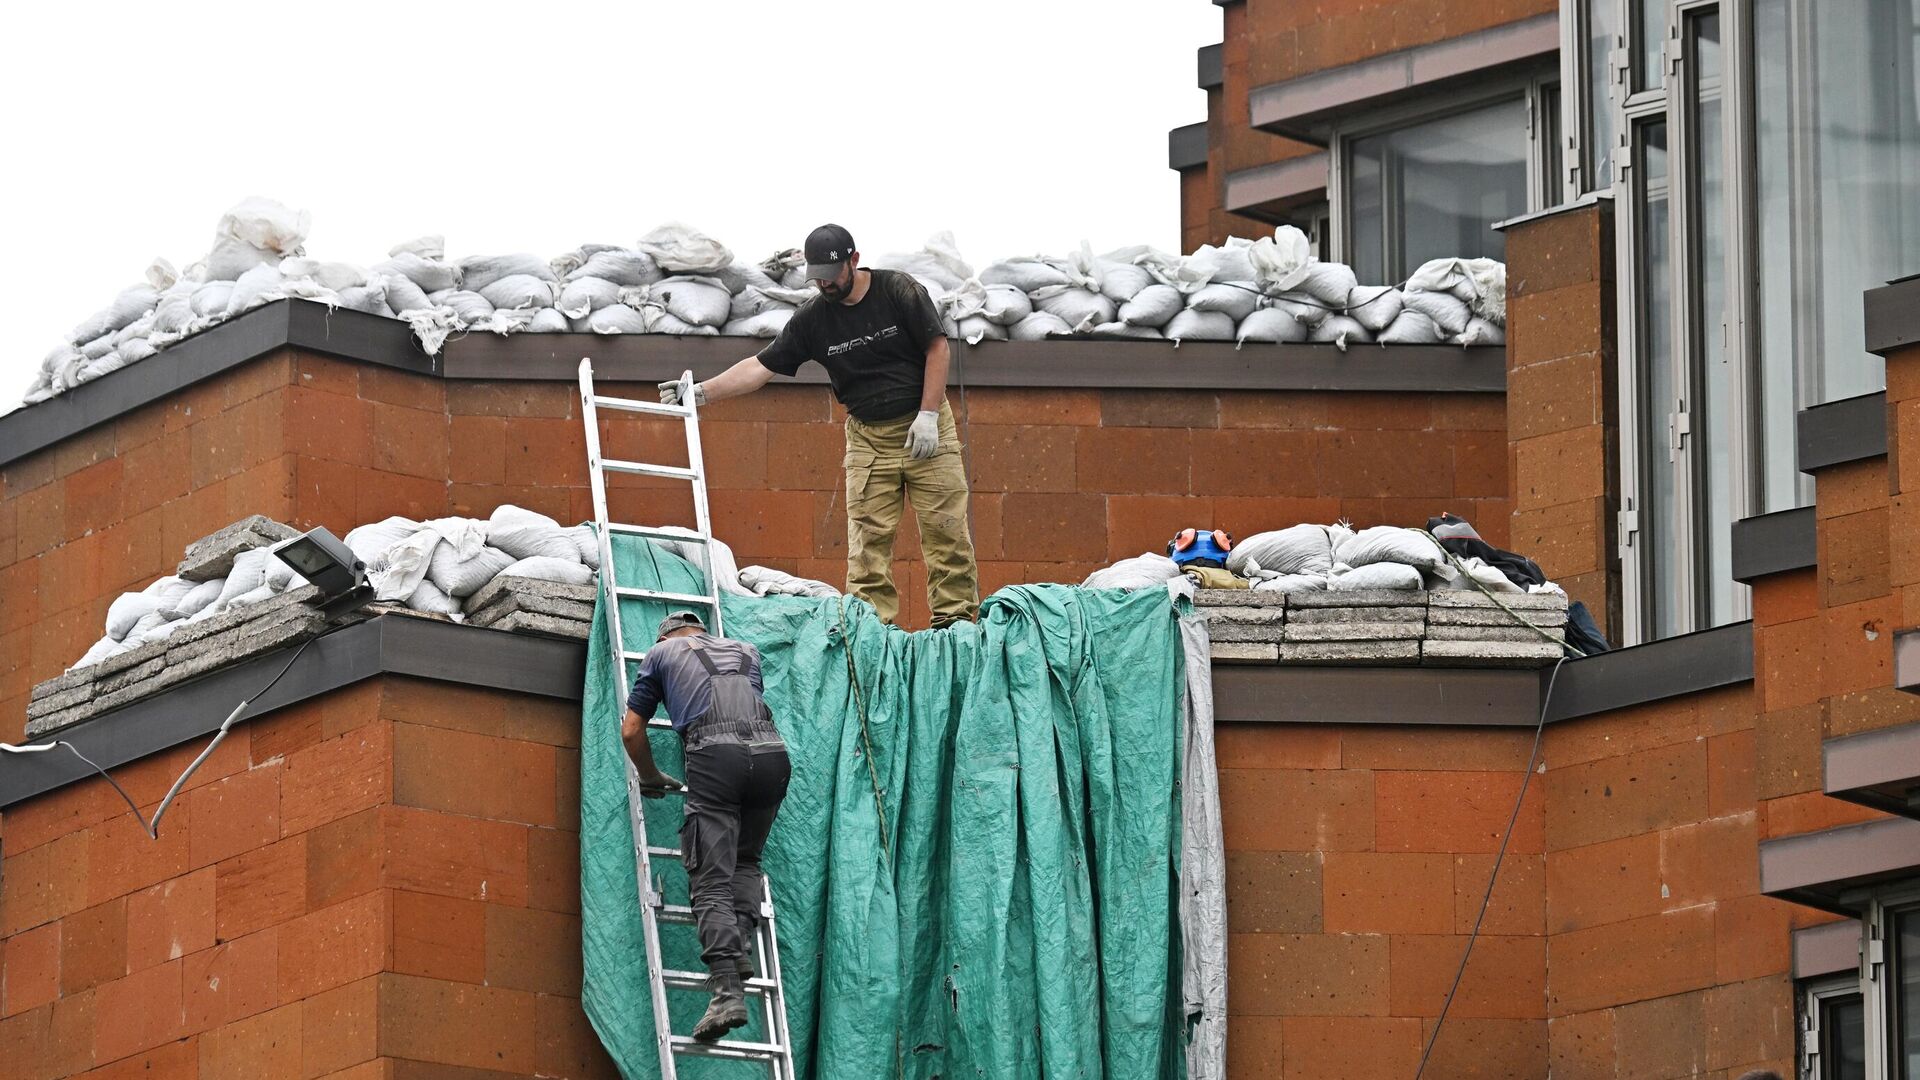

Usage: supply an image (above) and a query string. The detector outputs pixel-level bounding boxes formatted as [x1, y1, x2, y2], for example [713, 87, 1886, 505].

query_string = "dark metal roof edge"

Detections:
[1492, 190, 1609, 234]
[1792, 919, 1861, 979]
[1546, 621, 1754, 723]
[1170, 121, 1210, 170]
[1760, 816, 1920, 916]
[1212, 665, 1545, 727]
[1797, 391, 1888, 473]
[1199, 43, 1224, 89]
[1898, 628, 1920, 697]
[1824, 721, 1920, 818]
[0, 615, 586, 810]
[1730, 506, 1817, 583]
[1865, 277, 1920, 357]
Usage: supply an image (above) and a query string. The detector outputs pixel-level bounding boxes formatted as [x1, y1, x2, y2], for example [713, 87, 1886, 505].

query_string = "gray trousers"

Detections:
[681, 742, 791, 971]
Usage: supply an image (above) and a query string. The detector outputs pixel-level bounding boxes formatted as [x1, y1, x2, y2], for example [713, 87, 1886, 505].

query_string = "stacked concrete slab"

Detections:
[1197, 588, 1566, 668]
[463, 575, 596, 641]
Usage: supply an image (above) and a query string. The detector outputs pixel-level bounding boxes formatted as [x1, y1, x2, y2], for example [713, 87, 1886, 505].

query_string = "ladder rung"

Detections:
[621, 649, 650, 661]
[607, 522, 712, 544]
[661, 968, 778, 993]
[668, 1036, 786, 1060]
[646, 845, 682, 859]
[592, 394, 693, 418]
[644, 716, 676, 731]
[614, 587, 718, 607]
[601, 458, 698, 481]
[657, 903, 697, 924]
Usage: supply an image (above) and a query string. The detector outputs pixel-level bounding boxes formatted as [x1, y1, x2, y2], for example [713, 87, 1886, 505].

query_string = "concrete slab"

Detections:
[178, 515, 300, 582]
[1285, 621, 1426, 642]
[1290, 589, 1424, 608]
[484, 611, 592, 641]
[1194, 588, 1284, 608]
[25, 681, 93, 719]
[1288, 605, 1424, 624]
[1210, 623, 1288, 644]
[463, 574, 598, 615]
[1210, 642, 1280, 663]
[1278, 640, 1422, 665]
[1427, 625, 1565, 643]
[1422, 639, 1562, 667]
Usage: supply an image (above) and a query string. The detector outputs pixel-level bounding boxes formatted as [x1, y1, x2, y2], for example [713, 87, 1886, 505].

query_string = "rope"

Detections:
[836, 595, 893, 861]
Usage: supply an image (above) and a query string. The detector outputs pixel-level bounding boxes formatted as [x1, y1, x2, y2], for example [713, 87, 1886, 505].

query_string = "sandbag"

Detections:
[73, 353, 125, 385]
[333, 282, 390, 316]
[143, 575, 198, 608]
[568, 249, 661, 288]
[1029, 285, 1115, 329]
[980, 258, 1071, 293]
[955, 315, 1008, 344]
[1292, 261, 1358, 306]
[1329, 562, 1424, 591]
[405, 579, 463, 616]
[106, 593, 165, 641]
[215, 548, 275, 609]
[1457, 317, 1505, 346]
[191, 281, 235, 318]
[377, 252, 462, 293]
[281, 258, 366, 292]
[1266, 293, 1332, 327]
[1309, 315, 1371, 347]
[1346, 285, 1404, 333]
[981, 283, 1033, 326]
[557, 277, 622, 319]
[388, 235, 446, 260]
[571, 526, 602, 569]
[1234, 307, 1307, 345]
[224, 264, 287, 316]
[487, 506, 581, 561]
[1377, 309, 1443, 345]
[478, 274, 556, 310]
[1401, 289, 1471, 335]
[1090, 321, 1165, 340]
[723, 309, 794, 337]
[119, 338, 159, 363]
[496, 556, 595, 587]
[1186, 283, 1260, 321]
[202, 198, 309, 281]
[1009, 310, 1074, 340]
[1083, 553, 1183, 590]
[636, 223, 733, 274]
[1096, 260, 1154, 303]
[1245, 227, 1313, 293]
[586, 304, 647, 334]
[169, 577, 224, 618]
[869, 235, 972, 292]
[436, 291, 494, 324]
[728, 285, 786, 321]
[151, 289, 198, 336]
[459, 254, 557, 293]
[1228, 524, 1337, 577]
[428, 542, 515, 599]
[1164, 309, 1235, 343]
[263, 557, 306, 592]
[79, 335, 116, 360]
[1189, 243, 1255, 286]
[1335, 526, 1444, 570]
[70, 285, 159, 345]
[1250, 573, 1328, 594]
[737, 565, 840, 598]
[345, 516, 422, 569]
[647, 277, 731, 327]
[526, 308, 571, 333]
[1119, 284, 1182, 327]
[645, 311, 720, 336]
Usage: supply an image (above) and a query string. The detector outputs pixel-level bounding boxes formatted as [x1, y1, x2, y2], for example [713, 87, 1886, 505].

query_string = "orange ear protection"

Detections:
[1170, 528, 1233, 553]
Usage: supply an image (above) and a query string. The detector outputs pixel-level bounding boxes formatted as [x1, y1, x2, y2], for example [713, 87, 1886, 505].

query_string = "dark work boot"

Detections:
[691, 971, 748, 1042]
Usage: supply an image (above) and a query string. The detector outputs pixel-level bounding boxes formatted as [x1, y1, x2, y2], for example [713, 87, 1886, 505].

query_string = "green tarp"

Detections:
[578, 537, 1198, 1079]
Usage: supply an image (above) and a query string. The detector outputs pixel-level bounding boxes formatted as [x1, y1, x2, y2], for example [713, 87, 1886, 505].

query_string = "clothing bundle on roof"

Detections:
[23, 200, 1508, 407]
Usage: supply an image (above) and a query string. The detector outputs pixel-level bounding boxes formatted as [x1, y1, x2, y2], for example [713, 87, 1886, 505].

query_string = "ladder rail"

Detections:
[578, 359, 794, 1080]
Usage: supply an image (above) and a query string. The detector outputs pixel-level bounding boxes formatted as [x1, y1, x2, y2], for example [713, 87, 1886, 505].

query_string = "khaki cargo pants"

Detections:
[843, 402, 980, 629]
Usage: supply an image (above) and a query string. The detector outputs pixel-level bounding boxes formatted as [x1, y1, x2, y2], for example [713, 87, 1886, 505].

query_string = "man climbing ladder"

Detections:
[621, 610, 792, 1042]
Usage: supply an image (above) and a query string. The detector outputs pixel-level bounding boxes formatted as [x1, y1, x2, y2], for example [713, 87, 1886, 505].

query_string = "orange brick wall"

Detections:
[0, 351, 1511, 742]
[0, 676, 616, 1079]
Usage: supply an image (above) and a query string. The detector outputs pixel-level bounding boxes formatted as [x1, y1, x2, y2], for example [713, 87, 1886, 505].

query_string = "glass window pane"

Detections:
[1633, 0, 1668, 93]
[1821, 993, 1867, 1080]
[1544, 82, 1565, 203]
[1751, 0, 1802, 511]
[1686, 9, 1737, 627]
[1584, 0, 1622, 190]
[1902, 910, 1920, 1078]
[1348, 99, 1529, 283]
[1637, 118, 1683, 639]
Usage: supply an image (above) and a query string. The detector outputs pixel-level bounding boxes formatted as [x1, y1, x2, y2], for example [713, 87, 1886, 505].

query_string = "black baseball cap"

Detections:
[804, 224, 856, 282]
[655, 610, 707, 641]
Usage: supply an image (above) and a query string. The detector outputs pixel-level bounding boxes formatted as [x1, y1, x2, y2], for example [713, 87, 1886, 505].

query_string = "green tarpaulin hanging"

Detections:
[578, 536, 1223, 1079]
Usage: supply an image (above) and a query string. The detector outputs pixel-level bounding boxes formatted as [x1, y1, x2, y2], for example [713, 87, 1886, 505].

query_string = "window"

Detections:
[1804, 975, 1868, 1080]
[1331, 73, 1561, 284]
[1840, 889, 1920, 1079]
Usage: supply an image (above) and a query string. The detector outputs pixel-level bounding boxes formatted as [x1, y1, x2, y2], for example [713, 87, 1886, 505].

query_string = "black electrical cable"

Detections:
[1412, 652, 1568, 1080]
[1211, 275, 1417, 315]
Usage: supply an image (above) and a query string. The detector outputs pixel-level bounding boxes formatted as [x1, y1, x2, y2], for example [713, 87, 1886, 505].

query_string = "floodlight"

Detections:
[269, 526, 374, 621]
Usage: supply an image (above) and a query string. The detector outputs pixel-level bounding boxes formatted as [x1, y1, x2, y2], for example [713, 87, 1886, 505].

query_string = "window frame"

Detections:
[1834, 883, 1920, 1080]
[1803, 972, 1869, 1080]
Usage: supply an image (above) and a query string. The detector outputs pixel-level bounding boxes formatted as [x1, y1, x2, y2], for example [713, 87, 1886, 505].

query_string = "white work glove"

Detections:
[658, 380, 707, 407]
[904, 410, 941, 459]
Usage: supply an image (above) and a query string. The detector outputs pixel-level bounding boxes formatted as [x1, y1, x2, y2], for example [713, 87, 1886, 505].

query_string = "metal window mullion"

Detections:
[1329, 133, 1350, 268]
[1667, 0, 1711, 632]
[1560, 0, 1586, 196]
[1864, 899, 1893, 1080]
[1718, 0, 1760, 616]
[1615, 113, 1649, 645]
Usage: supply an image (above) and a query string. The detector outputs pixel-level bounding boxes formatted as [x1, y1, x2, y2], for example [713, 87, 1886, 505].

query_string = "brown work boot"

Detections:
[691, 971, 747, 1042]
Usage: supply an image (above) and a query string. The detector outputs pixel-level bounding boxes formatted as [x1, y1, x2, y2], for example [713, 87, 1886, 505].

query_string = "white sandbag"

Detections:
[388, 235, 446, 260]
[145, 258, 179, 291]
[79, 334, 116, 360]
[556, 277, 621, 319]
[650, 313, 719, 336]
[119, 338, 159, 363]
[1096, 260, 1155, 303]
[649, 529, 751, 597]
[428, 541, 514, 599]
[1119, 284, 1182, 327]
[215, 548, 275, 608]
[1235, 307, 1307, 345]
[1456, 317, 1505, 346]
[112, 315, 156, 347]
[728, 285, 786, 321]
[459, 254, 557, 294]
[142, 575, 197, 607]
[1406, 256, 1504, 307]
[1335, 526, 1444, 570]
[117, 610, 178, 651]
[486, 506, 576, 560]
[496, 556, 595, 587]
[1428, 555, 1523, 594]
[525, 308, 571, 333]
[759, 248, 806, 289]
[1229, 525, 1338, 577]
[345, 516, 421, 569]
[151, 289, 197, 336]
[404, 579, 463, 616]
[263, 556, 307, 593]
[191, 281, 235, 318]
[636, 223, 733, 274]
[939, 278, 988, 322]
[1346, 285, 1404, 333]
[568, 249, 662, 288]
[1250, 573, 1329, 594]
[225, 264, 288, 316]
[280, 258, 366, 292]
[1266, 293, 1332, 327]
[170, 577, 225, 618]
[738, 565, 840, 598]
[570, 526, 601, 569]
[1245, 227, 1314, 293]
[202, 198, 309, 281]
[1328, 562, 1424, 591]
[436, 291, 494, 324]
[1164, 309, 1237, 344]
[1401, 289, 1471, 335]
[647, 277, 731, 327]
[1292, 261, 1358, 306]
[1009, 310, 1074, 340]
[981, 283, 1033, 326]
[1090, 321, 1165, 339]
[478, 274, 555, 311]
[1309, 315, 1371, 348]
[979, 258, 1071, 293]
[724, 309, 794, 337]
[869, 234, 973, 292]
[403, 307, 461, 355]
[586, 303, 648, 334]
[74, 353, 127, 384]
[333, 282, 390, 316]
[1030, 285, 1116, 329]
[377, 252, 462, 293]
[955, 315, 1008, 344]
[379, 272, 434, 315]
[1377, 309, 1442, 345]
[1083, 553, 1183, 590]
[106, 593, 165, 641]
[70, 285, 159, 344]
[475, 308, 537, 335]
[1191, 243, 1256, 286]
[1187, 282, 1261, 321]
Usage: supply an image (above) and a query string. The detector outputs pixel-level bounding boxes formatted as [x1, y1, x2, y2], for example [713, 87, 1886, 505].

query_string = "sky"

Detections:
[0, 1, 1220, 413]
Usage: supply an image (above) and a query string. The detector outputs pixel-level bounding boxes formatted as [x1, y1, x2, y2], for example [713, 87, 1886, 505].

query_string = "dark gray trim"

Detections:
[1248, 14, 1558, 139]
[1545, 621, 1754, 723]
[1797, 391, 1887, 473]
[1223, 154, 1330, 216]
[1899, 629, 1920, 697]
[1213, 666, 1544, 726]
[0, 300, 431, 468]
[1793, 919, 1862, 979]
[0, 615, 584, 810]
[1730, 507, 1817, 583]
[1170, 121, 1209, 170]
[1760, 816, 1920, 916]
[446, 333, 1507, 393]
[1199, 43, 1224, 90]
[1864, 276, 1920, 357]
[1825, 723, 1920, 820]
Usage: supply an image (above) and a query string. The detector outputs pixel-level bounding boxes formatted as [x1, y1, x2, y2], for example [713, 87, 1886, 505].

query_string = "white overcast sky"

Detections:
[0, 1, 1220, 412]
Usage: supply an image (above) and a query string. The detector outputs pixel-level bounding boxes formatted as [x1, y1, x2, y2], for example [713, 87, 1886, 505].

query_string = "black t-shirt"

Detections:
[756, 269, 944, 422]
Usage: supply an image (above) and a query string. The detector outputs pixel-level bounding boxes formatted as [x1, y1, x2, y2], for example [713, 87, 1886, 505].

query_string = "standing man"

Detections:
[621, 611, 790, 1043]
[659, 223, 980, 629]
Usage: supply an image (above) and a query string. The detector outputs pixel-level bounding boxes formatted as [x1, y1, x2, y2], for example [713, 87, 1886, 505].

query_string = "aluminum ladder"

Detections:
[577, 359, 798, 1080]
